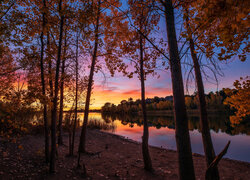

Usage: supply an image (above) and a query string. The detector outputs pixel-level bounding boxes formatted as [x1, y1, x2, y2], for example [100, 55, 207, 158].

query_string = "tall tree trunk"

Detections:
[139, 33, 152, 171]
[163, 0, 195, 179]
[185, 13, 219, 180]
[47, 32, 53, 99]
[50, 0, 64, 173]
[58, 30, 67, 145]
[71, 30, 79, 156]
[40, 0, 49, 164]
[78, 1, 100, 154]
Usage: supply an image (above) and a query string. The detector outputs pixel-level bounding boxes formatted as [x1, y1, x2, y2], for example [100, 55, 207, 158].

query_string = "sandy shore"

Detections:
[1, 129, 250, 179]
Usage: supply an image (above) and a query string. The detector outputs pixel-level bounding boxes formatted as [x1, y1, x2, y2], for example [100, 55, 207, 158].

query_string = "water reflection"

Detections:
[101, 113, 250, 136]
[29, 112, 250, 162]
[100, 113, 250, 163]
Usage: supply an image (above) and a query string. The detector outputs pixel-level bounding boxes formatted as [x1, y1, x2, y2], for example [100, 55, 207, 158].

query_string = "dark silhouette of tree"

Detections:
[71, 30, 80, 156]
[39, 0, 50, 164]
[160, 0, 196, 179]
[78, 0, 101, 155]
[58, 28, 68, 146]
[50, 0, 65, 173]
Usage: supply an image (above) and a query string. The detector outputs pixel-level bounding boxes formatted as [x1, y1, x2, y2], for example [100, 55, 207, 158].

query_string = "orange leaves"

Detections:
[0, 104, 30, 140]
[224, 76, 250, 124]
[183, 0, 249, 61]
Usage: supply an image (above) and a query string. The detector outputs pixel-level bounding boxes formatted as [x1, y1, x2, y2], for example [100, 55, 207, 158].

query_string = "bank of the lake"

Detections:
[88, 112, 250, 162]
[1, 129, 250, 179]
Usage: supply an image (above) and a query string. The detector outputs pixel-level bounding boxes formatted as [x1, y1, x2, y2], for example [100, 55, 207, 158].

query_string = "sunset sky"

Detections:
[90, 57, 250, 109]
[84, 4, 250, 109]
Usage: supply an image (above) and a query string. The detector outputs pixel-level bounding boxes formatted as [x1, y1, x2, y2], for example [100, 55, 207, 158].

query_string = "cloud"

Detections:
[90, 72, 173, 108]
[122, 89, 140, 95]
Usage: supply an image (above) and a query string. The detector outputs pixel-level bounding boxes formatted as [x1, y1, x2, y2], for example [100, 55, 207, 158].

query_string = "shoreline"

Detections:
[1, 128, 250, 179]
[100, 129, 250, 165]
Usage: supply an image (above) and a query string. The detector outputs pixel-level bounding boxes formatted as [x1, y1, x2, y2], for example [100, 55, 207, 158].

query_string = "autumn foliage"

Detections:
[224, 76, 250, 125]
[0, 0, 249, 179]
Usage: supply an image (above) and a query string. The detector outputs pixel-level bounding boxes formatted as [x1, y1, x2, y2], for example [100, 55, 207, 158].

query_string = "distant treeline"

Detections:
[64, 109, 101, 113]
[101, 90, 230, 114]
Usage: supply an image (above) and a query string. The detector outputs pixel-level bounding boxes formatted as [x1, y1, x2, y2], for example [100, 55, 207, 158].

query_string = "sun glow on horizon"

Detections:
[90, 82, 173, 109]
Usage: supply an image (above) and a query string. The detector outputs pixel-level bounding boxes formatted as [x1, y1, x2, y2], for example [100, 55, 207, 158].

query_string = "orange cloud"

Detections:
[90, 84, 172, 109]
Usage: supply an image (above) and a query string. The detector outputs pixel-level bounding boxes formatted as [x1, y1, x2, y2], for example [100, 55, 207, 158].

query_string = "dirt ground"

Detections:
[0, 129, 250, 179]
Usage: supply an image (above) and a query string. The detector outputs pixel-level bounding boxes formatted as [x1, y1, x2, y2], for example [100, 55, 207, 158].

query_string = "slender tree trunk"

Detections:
[58, 61, 65, 145]
[139, 33, 152, 171]
[163, 1, 195, 179]
[69, 130, 72, 154]
[67, 102, 74, 155]
[50, 0, 64, 173]
[47, 33, 53, 132]
[40, 0, 49, 164]
[71, 31, 79, 156]
[47, 33, 53, 99]
[78, 1, 100, 154]
[58, 30, 67, 145]
[186, 14, 219, 179]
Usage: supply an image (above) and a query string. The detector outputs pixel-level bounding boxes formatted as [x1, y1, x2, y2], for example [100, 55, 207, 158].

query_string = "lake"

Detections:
[78, 112, 250, 163]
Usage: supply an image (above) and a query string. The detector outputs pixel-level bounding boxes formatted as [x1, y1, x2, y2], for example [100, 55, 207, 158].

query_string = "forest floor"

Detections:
[0, 129, 250, 180]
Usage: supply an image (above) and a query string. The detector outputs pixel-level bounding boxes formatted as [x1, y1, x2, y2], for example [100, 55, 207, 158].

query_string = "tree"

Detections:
[78, 0, 127, 154]
[11, 0, 55, 165]
[71, 29, 80, 156]
[224, 76, 250, 125]
[182, 8, 219, 179]
[58, 27, 68, 146]
[0, 0, 22, 54]
[180, 2, 249, 177]
[159, 0, 196, 179]
[78, 0, 101, 155]
[0, 47, 16, 96]
[50, 0, 65, 173]
[125, 0, 162, 171]
[39, 0, 50, 163]
[185, 0, 249, 62]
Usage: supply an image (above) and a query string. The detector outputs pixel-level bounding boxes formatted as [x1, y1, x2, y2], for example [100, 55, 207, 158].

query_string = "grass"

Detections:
[87, 118, 116, 131]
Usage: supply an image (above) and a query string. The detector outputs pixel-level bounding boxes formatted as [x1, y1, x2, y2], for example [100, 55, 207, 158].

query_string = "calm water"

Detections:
[32, 111, 250, 162]
[81, 112, 250, 163]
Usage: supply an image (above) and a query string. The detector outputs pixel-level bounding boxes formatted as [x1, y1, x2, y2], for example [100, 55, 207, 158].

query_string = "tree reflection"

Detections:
[102, 112, 250, 136]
